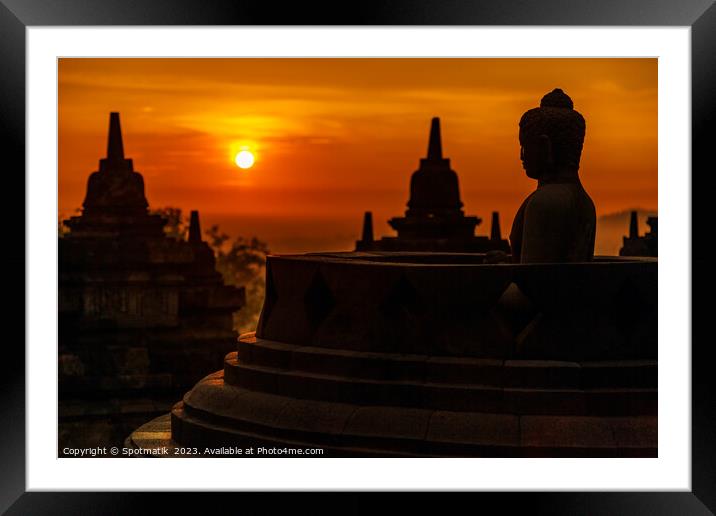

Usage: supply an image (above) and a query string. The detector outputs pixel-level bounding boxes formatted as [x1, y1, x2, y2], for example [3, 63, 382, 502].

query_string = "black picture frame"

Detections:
[2, 1, 713, 513]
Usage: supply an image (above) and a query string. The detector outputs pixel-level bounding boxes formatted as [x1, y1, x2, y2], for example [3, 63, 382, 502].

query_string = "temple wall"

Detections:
[60, 286, 181, 328]
[257, 253, 657, 361]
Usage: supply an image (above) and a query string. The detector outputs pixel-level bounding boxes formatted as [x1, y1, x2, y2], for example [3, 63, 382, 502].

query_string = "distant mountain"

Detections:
[596, 208, 657, 256]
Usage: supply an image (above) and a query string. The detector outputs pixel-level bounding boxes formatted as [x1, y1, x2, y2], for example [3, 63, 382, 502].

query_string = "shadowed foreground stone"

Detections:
[129, 252, 657, 457]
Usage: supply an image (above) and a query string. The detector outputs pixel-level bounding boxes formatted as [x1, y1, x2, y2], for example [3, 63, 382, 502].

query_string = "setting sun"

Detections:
[234, 150, 255, 169]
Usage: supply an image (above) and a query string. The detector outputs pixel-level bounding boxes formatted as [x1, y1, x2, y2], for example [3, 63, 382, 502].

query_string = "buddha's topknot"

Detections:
[520, 89, 586, 169]
[540, 88, 574, 109]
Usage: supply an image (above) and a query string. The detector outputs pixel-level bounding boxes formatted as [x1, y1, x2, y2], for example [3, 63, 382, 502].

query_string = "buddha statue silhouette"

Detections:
[510, 89, 596, 263]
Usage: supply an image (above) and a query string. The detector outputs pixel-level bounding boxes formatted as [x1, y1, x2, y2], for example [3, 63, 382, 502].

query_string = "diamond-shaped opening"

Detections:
[493, 282, 539, 338]
[304, 270, 336, 331]
[380, 274, 424, 318]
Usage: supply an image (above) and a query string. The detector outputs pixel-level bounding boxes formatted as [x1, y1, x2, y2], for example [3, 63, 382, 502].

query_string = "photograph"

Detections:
[57, 57, 658, 458]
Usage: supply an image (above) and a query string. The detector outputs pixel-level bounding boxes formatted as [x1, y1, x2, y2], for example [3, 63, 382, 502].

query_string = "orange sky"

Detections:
[58, 58, 657, 254]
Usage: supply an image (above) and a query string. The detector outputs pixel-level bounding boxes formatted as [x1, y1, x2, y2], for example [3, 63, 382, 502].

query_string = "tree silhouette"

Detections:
[58, 208, 81, 238]
[151, 206, 188, 241]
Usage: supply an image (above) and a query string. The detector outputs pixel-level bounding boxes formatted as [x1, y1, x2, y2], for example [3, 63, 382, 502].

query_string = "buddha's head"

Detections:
[519, 89, 586, 180]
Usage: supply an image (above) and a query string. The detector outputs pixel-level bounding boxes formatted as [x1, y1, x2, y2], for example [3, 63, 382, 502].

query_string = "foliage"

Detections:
[58, 209, 81, 238]
[205, 225, 269, 336]
[151, 206, 188, 241]
[58, 220, 70, 238]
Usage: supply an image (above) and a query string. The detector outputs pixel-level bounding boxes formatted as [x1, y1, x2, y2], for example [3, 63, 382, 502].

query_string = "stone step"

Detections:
[580, 360, 658, 389]
[164, 378, 657, 457]
[223, 357, 656, 416]
[236, 336, 657, 389]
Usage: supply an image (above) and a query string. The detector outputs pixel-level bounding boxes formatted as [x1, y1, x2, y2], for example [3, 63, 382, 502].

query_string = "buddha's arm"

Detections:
[519, 191, 570, 263]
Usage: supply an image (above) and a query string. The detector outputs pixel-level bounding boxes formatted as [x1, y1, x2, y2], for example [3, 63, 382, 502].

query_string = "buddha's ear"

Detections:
[538, 134, 554, 166]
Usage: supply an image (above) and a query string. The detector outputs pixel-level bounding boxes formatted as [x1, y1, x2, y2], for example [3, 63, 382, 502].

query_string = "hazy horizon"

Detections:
[59, 205, 656, 257]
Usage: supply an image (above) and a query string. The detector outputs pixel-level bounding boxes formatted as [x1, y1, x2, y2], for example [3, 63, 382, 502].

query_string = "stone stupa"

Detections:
[59, 113, 245, 452]
[356, 117, 510, 253]
[620, 211, 658, 257]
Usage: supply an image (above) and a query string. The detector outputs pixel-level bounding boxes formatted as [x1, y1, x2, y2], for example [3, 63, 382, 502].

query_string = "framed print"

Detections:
[3, 0, 714, 513]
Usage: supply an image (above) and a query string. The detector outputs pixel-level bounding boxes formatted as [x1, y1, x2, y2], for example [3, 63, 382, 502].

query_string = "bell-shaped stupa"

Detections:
[59, 113, 246, 453]
[356, 117, 509, 253]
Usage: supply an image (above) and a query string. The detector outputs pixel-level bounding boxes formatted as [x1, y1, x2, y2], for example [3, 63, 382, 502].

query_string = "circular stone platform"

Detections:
[129, 252, 657, 457]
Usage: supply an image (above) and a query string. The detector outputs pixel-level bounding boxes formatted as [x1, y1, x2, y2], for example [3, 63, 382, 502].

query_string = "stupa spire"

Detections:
[427, 117, 443, 160]
[629, 211, 639, 239]
[78, 113, 147, 217]
[490, 212, 502, 241]
[189, 210, 202, 244]
[106, 112, 125, 162]
[361, 211, 374, 243]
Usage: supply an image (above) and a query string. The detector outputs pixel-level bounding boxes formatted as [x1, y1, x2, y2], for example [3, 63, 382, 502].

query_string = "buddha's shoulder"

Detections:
[527, 184, 595, 218]
[526, 184, 578, 208]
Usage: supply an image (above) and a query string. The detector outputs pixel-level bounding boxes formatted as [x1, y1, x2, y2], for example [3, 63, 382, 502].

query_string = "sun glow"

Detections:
[234, 150, 255, 169]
